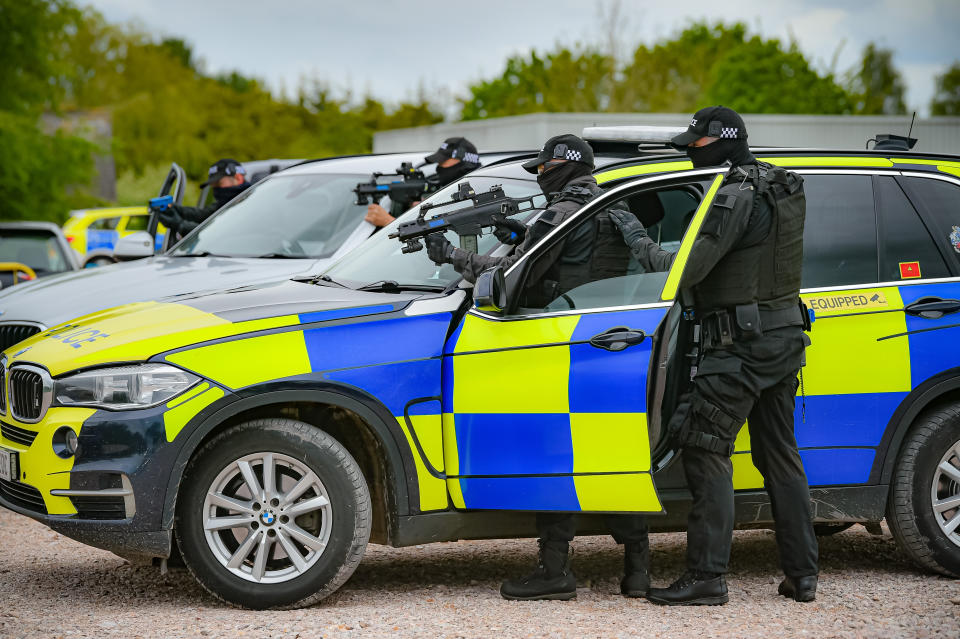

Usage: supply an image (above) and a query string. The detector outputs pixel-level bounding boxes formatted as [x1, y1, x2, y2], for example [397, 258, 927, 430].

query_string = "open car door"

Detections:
[146, 162, 187, 253]
[439, 171, 725, 513]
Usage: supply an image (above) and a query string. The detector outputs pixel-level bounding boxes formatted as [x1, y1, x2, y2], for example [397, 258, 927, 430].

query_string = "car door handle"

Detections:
[904, 297, 960, 320]
[589, 326, 647, 351]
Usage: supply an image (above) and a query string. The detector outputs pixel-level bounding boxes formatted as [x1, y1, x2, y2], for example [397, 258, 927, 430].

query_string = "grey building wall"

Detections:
[375, 112, 960, 155]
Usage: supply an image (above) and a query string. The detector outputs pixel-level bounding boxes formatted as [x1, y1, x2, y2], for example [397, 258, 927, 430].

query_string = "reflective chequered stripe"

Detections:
[733, 286, 913, 489]
[445, 311, 665, 513]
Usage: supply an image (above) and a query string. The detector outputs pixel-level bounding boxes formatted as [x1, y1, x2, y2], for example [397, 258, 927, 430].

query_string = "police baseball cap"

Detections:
[201, 158, 246, 187]
[424, 137, 480, 165]
[671, 106, 748, 147]
[521, 133, 595, 174]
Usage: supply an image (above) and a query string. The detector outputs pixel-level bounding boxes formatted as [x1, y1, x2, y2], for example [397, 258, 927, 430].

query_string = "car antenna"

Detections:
[868, 111, 918, 152]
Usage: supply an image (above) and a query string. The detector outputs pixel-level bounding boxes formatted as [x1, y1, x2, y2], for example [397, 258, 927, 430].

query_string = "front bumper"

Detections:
[0, 382, 233, 559]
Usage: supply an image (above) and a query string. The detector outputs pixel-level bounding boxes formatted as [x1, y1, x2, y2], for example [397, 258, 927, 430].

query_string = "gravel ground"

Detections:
[0, 511, 957, 639]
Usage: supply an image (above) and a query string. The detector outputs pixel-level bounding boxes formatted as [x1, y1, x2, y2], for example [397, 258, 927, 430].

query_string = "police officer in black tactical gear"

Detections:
[608, 106, 818, 606]
[365, 137, 482, 228]
[426, 134, 652, 601]
[154, 158, 251, 239]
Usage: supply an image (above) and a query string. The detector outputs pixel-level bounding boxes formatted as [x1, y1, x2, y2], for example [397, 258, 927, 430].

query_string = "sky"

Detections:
[83, 0, 959, 117]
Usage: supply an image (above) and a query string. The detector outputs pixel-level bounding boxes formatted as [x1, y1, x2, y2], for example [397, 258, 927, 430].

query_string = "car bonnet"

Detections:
[3, 279, 421, 377]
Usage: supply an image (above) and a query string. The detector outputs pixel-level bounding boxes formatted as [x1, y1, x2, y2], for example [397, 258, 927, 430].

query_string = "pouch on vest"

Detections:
[735, 303, 763, 340]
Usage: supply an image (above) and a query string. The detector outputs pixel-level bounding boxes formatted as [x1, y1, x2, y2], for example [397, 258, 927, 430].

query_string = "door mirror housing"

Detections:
[473, 266, 507, 312]
[113, 232, 155, 261]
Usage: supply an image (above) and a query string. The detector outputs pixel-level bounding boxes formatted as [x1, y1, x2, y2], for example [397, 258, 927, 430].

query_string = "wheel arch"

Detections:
[161, 383, 421, 545]
[81, 248, 118, 267]
[876, 367, 960, 485]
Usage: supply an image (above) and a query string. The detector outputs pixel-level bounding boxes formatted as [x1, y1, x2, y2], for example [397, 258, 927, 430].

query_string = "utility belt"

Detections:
[697, 301, 809, 348]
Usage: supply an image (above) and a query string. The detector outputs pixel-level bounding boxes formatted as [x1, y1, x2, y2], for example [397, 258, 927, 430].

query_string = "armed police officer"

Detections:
[154, 158, 251, 239]
[426, 134, 652, 601]
[365, 137, 482, 228]
[608, 106, 818, 605]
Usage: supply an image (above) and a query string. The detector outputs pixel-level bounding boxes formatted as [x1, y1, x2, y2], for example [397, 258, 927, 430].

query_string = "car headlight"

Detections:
[54, 363, 200, 410]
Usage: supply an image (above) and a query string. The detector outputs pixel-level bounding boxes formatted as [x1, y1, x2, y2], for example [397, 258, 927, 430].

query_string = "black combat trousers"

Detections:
[675, 325, 818, 578]
[536, 512, 649, 546]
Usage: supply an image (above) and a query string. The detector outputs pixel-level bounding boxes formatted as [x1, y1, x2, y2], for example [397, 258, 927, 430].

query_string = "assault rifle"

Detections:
[354, 162, 435, 206]
[390, 181, 542, 255]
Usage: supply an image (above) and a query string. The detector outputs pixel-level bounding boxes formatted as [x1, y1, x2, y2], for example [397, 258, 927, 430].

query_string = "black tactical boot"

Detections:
[778, 575, 817, 602]
[646, 570, 728, 606]
[620, 543, 650, 597]
[500, 540, 576, 601]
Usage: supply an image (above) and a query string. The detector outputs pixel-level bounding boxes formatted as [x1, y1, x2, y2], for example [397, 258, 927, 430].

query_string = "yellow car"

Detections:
[63, 207, 165, 265]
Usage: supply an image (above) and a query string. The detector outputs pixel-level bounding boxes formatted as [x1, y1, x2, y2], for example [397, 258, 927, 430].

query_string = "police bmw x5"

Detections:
[1, 133, 960, 609]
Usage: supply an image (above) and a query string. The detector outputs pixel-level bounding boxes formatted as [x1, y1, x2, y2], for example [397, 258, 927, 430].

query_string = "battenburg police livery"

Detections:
[1, 148, 959, 609]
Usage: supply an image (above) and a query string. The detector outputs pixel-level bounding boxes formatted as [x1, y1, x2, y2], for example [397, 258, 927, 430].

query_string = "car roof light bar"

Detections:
[582, 126, 687, 145]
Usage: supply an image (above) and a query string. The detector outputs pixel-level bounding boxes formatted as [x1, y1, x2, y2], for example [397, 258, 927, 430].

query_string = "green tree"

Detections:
[847, 43, 907, 114]
[705, 38, 851, 114]
[0, 0, 96, 221]
[613, 22, 749, 113]
[930, 62, 960, 116]
[460, 47, 614, 120]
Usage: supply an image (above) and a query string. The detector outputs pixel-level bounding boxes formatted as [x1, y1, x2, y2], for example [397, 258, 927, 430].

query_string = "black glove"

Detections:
[608, 208, 648, 247]
[425, 233, 455, 265]
[493, 218, 526, 245]
[154, 204, 182, 231]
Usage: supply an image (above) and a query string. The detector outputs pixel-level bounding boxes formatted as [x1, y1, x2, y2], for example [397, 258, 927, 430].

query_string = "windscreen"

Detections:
[171, 173, 369, 259]
[324, 176, 544, 289]
[0, 231, 71, 274]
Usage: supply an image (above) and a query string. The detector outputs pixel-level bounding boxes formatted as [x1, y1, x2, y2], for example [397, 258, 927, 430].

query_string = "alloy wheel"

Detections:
[202, 452, 333, 583]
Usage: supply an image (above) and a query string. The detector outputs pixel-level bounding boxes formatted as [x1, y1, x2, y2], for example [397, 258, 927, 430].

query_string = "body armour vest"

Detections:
[693, 162, 806, 311]
[522, 179, 633, 305]
[544, 185, 632, 294]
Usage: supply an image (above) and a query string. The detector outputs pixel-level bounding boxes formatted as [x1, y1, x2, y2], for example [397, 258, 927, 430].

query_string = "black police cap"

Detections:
[425, 137, 480, 165]
[671, 106, 748, 148]
[521, 133, 595, 174]
[201, 158, 246, 187]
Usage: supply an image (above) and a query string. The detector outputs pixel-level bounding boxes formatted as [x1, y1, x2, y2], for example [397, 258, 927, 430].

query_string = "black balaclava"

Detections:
[435, 161, 478, 187]
[687, 138, 756, 169]
[537, 161, 592, 196]
[212, 181, 251, 206]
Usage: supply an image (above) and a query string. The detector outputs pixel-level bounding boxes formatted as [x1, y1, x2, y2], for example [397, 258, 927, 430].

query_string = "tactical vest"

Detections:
[521, 181, 633, 305]
[693, 162, 806, 311]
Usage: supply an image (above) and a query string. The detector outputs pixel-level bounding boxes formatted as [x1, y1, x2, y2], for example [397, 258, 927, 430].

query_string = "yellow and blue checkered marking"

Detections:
[443, 309, 667, 513]
[733, 280, 960, 490]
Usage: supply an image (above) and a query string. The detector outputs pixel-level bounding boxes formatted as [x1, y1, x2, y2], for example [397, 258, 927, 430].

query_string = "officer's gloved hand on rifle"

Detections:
[493, 218, 526, 246]
[608, 208, 649, 248]
[425, 234, 455, 265]
[153, 203, 183, 231]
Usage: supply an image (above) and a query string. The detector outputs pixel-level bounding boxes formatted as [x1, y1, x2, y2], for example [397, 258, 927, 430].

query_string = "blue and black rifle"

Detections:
[354, 162, 435, 208]
[390, 181, 540, 255]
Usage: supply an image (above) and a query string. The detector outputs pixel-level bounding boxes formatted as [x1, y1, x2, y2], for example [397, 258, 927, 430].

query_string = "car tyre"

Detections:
[175, 418, 371, 609]
[887, 402, 960, 577]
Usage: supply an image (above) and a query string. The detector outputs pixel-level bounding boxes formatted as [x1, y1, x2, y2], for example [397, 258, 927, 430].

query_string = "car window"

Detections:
[172, 174, 371, 259]
[123, 214, 149, 231]
[0, 231, 70, 273]
[898, 176, 960, 271]
[510, 180, 708, 314]
[324, 176, 544, 288]
[876, 176, 949, 282]
[801, 174, 878, 288]
[88, 217, 120, 230]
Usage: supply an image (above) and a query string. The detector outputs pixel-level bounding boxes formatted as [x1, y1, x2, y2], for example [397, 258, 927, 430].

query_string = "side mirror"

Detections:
[113, 232, 155, 261]
[473, 266, 506, 313]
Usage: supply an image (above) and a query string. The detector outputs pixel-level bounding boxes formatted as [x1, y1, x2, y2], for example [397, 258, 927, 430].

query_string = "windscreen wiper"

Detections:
[300, 273, 348, 288]
[357, 280, 445, 293]
[252, 252, 306, 259]
[170, 251, 224, 258]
